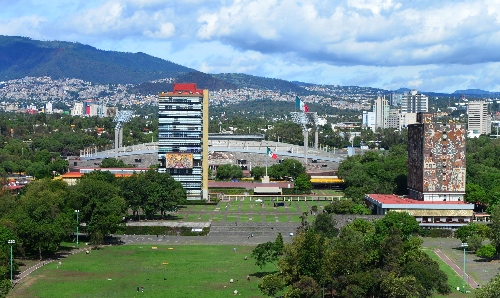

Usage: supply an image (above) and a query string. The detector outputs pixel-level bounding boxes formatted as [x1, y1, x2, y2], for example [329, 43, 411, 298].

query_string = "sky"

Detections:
[1, 0, 500, 93]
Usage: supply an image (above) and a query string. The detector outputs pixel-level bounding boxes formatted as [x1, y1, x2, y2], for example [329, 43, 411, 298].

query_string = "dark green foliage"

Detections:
[13, 179, 72, 260]
[251, 233, 285, 269]
[324, 199, 371, 215]
[0, 36, 194, 84]
[268, 216, 449, 297]
[338, 147, 407, 203]
[476, 273, 500, 298]
[425, 229, 453, 238]
[118, 169, 187, 219]
[477, 244, 496, 260]
[294, 173, 312, 192]
[250, 166, 265, 180]
[312, 213, 339, 238]
[215, 164, 243, 180]
[100, 158, 133, 168]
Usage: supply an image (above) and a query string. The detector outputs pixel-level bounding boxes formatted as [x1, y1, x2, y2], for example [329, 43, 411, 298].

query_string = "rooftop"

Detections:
[367, 194, 469, 205]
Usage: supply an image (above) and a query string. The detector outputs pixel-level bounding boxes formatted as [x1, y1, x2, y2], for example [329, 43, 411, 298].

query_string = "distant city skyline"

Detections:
[1, 0, 500, 93]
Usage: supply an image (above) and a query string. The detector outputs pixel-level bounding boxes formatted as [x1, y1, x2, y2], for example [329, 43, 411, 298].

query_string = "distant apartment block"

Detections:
[70, 102, 118, 118]
[363, 96, 389, 132]
[71, 102, 84, 116]
[386, 109, 400, 129]
[157, 83, 209, 200]
[374, 96, 390, 130]
[401, 90, 428, 113]
[362, 111, 376, 131]
[467, 101, 491, 137]
[390, 92, 403, 106]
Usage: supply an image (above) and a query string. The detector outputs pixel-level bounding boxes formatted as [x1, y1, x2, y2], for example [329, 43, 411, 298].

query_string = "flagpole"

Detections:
[265, 151, 268, 176]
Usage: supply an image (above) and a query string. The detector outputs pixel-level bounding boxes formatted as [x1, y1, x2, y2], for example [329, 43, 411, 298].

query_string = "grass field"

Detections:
[10, 245, 276, 298]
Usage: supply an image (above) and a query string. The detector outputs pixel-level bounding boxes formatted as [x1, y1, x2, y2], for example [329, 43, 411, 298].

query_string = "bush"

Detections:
[477, 244, 496, 261]
[420, 229, 452, 238]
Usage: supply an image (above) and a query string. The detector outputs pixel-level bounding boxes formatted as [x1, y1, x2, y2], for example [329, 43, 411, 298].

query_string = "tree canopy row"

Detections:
[0, 169, 186, 296]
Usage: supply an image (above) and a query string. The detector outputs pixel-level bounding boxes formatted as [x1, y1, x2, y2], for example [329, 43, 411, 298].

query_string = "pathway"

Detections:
[434, 248, 479, 289]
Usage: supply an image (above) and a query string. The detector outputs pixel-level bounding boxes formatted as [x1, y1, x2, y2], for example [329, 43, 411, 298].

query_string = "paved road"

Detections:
[434, 248, 479, 290]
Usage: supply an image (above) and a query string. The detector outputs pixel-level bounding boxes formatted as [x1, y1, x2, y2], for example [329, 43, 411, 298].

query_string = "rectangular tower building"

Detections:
[158, 83, 209, 200]
[467, 101, 491, 136]
[401, 90, 428, 113]
[407, 113, 466, 201]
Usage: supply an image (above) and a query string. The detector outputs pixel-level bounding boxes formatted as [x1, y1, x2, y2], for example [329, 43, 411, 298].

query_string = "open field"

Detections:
[422, 237, 500, 287]
[10, 245, 276, 298]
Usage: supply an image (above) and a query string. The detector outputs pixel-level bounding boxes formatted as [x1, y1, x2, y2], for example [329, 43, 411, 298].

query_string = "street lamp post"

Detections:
[8, 240, 15, 286]
[461, 242, 468, 293]
[75, 210, 80, 248]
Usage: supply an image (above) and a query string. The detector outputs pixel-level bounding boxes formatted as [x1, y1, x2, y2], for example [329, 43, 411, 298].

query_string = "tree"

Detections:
[13, 179, 71, 259]
[101, 158, 132, 168]
[71, 174, 126, 244]
[215, 164, 243, 180]
[454, 223, 477, 243]
[251, 233, 284, 269]
[313, 213, 338, 238]
[380, 273, 424, 298]
[250, 166, 265, 180]
[374, 211, 421, 241]
[258, 273, 285, 297]
[294, 173, 311, 193]
[467, 234, 484, 253]
[488, 204, 500, 255]
[476, 273, 500, 298]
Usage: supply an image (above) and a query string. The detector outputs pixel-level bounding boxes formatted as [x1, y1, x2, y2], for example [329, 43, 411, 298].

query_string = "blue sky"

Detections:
[1, 0, 500, 93]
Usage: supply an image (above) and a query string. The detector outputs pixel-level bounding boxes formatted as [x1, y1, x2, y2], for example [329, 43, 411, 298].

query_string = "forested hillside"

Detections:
[0, 36, 194, 84]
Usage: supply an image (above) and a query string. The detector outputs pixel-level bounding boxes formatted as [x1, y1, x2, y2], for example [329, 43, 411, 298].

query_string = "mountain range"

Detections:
[0, 35, 496, 96]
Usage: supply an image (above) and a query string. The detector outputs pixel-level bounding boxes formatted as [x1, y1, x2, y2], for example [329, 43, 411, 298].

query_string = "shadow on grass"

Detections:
[250, 271, 279, 278]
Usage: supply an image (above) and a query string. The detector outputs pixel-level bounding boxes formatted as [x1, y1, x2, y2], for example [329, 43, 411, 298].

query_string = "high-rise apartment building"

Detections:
[158, 83, 209, 200]
[407, 113, 466, 201]
[374, 96, 390, 130]
[401, 90, 428, 113]
[467, 101, 491, 137]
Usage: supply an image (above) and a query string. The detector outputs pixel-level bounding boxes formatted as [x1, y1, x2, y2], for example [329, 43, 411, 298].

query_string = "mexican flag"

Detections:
[295, 96, 309, 112]
[267, 147, 277, 159]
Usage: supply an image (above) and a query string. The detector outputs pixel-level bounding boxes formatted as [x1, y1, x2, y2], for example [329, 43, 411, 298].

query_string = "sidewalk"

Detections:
[434, 248, 479, 289]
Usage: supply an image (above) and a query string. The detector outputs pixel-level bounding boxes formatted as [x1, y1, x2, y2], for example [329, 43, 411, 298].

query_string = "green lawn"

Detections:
[211, 215, 224, 222]
[184, 214, 199, 221]
[265, 215, 277, 223]
[11, 245, 276, 298]
[277, 215, 290, 222]
[239, 202, 253, 212]
[290, 215, 302, 223]
[251, 215, 263, 222]
[228, 203, 240, 211]
[199, 214, 212, 221]
[238, 215, 250, 222]
[225, 215, 238, 222]
[422, 249, 474, 297]
[183, 205, 206, 212]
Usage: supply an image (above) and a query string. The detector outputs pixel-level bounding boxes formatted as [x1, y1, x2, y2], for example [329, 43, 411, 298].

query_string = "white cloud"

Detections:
[2, 0, 500, 92]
